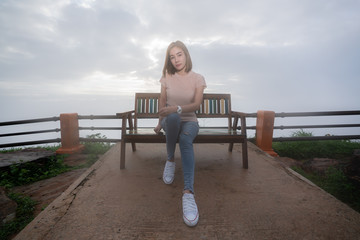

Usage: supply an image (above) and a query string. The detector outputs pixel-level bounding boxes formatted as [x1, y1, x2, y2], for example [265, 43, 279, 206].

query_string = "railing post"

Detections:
[255, 110, 278, 157]
[56, 113, 84, 154]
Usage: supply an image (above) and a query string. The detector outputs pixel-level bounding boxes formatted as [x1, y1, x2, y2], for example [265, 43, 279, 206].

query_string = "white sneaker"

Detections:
[163, 161, 175, 184]
[182, 193, 199, 227]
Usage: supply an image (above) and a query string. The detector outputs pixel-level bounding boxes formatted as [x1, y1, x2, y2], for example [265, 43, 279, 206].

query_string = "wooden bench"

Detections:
[116, 93, 248, 169]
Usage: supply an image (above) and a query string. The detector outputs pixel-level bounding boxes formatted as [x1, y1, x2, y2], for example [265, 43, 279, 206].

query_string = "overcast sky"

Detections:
[1, 0, 360, 125]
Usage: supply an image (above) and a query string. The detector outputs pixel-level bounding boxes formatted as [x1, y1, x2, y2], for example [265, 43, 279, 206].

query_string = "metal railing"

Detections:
[245, 110, 360, 141]
[0, 115, 122, 148]
[1, 111, 359, 148]
[0, 117, 61, 148]
[77, 115, 121, 143]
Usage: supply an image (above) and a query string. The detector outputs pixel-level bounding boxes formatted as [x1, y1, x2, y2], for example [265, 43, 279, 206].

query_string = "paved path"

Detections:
[14, 142, 360, 240]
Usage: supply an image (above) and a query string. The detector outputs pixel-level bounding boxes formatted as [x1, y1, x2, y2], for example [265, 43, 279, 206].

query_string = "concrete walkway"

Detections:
[14, 142, 360, 240]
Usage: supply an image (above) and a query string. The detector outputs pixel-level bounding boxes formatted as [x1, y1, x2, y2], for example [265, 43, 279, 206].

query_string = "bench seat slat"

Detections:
[123, 136, 245, 143]
[124, 128, 245, 143]
[126, 128, 241, 136]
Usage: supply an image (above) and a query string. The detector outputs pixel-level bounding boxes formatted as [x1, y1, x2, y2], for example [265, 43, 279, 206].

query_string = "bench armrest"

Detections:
[231, 111, 247, 118]
[231, 111, 247, 135]
[116, 110, 135, 118]
[117, 111, 135, 137]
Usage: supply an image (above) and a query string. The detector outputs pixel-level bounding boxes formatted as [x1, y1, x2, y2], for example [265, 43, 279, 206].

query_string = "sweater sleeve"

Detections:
[159, 76, 166, 87]
[195, 74, 207, 89]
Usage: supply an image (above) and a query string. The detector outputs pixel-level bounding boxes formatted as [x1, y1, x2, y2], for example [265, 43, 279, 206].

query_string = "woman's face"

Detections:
[169, 46, 186, 73]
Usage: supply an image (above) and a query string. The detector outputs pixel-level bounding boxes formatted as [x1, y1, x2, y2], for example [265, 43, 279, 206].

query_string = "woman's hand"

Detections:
[158, 106, 177, 117]
[154, 124, 162, 134]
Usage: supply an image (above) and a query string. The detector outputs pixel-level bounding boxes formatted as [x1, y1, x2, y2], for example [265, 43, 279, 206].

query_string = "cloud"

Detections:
[0, 0, 359, 116]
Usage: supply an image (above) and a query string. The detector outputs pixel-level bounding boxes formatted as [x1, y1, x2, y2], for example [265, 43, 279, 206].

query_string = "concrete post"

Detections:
[56, 113, 84, 154]
[256, 110, 278, 157]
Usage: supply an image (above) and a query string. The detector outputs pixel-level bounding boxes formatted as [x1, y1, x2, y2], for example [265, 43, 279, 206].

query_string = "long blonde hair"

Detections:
[162, 40, 193, 77]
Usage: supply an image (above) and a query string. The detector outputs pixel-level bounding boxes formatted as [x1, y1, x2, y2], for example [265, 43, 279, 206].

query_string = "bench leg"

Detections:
[131, 142, 136, 151]
[242, 140, 248, 169]
[120, 140, 126, 169]
[228, 143, 234, 152]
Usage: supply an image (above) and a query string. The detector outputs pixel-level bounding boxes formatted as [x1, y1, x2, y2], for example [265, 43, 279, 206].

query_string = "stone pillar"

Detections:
[256, 110, 278, 157]
[56, 113, 84, 154]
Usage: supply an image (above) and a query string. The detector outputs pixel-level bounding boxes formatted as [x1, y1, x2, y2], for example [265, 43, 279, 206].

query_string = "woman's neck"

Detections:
[176, 69, 188, 76]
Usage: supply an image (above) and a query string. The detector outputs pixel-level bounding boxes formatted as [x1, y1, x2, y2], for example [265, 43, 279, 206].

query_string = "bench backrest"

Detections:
[134, 93, 232, 128]
[135, 93, 232, 117]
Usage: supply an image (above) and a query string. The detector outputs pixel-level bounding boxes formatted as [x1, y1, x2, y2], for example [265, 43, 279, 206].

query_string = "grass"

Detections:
[0, 134, 113, 189]
[0, 134, 113, 239]
[0, 145, 60, 153]
[272, 130, 360, 213]
[291, 165, 360, 212]
[82, 133, 113, 155]
[0, 155, 71, 189]
[272, 130, 360, 159]
[0, 193, 36, 240]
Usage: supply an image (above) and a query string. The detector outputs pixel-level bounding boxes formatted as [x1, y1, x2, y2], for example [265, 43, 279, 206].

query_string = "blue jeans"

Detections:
[161, 113, 199, 193]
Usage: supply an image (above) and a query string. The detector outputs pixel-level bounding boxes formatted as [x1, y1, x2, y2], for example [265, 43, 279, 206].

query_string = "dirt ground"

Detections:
[12, 154, 94, 217]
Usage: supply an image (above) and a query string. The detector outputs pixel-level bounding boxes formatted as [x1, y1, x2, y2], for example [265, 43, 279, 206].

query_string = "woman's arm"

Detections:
[180, 86, 205, 113]
[158, 86, 205, 117]
[154, 85, 167, 133]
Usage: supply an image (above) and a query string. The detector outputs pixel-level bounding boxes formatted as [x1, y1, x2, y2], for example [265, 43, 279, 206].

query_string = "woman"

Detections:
[154, 40, 206, 227]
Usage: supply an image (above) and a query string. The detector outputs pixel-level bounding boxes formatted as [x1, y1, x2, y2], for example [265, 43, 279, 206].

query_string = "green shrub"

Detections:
[0, 145, 61, 153]
[0, 137, 113, 188]
[275, 130, 360, 213]
[0, 155, 70, 188]
[0, 140, 113, 239]
[82, 133, 113, 155]
[291, 166, 360, 212]
[0, 193, 36, 240]
[272, 130, 360, 160]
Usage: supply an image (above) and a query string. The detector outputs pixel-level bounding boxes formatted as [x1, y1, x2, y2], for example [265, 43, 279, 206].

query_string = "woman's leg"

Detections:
[162, 113, 181, 161]
[179, 121, 199, 193]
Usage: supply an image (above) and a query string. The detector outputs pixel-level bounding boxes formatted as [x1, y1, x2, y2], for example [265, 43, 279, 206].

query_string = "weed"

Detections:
[0, 155, 71, 188]
[272, 130, 360, 160]
[291, 166, 360, 212]
[0, 193, 36, 240]
[82, 133, 113, 155]
[275, 130, 360, 213]
[0, 139, 113, 239]
[0, 134, 113, 188]
[0, 145, 61, 153]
